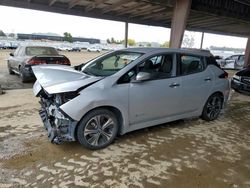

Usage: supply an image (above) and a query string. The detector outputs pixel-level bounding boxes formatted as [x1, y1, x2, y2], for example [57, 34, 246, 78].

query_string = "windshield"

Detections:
[25, 47, 59, 56]
[82, 51, 142, 76]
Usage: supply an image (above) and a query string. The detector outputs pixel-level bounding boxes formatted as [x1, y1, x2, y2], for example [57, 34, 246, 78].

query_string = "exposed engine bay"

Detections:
[37, 88, 78, 144]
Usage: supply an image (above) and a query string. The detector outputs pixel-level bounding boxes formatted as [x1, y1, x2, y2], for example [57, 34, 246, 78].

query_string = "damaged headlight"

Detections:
[55, 94, 63, 106]
[54, 92, 79, 106]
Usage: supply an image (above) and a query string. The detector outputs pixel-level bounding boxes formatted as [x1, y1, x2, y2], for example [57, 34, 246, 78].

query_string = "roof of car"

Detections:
[120, 47, 213, 57]
[20, 45, 56, 48]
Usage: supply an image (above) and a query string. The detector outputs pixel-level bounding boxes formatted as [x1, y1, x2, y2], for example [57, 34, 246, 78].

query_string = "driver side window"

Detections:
[118, 54, 174, 84]
[138, 54, 173, 79]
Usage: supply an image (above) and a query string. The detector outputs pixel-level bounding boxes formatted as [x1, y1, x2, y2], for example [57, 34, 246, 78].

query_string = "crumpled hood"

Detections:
[32, 65, 102, 94]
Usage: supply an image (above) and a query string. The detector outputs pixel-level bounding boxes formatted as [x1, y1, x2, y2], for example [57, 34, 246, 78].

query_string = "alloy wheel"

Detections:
[84, 114, 115, 147]
[205, 95, 222, 120]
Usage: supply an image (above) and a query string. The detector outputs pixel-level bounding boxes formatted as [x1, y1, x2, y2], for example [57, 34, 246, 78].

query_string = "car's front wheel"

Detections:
[77, 109, 118, 150]
[201, 93, 223, 121]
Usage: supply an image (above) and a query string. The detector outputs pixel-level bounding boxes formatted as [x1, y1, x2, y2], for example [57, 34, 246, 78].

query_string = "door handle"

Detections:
[169, 83, 180, 88]
[204, 77, 211, 81]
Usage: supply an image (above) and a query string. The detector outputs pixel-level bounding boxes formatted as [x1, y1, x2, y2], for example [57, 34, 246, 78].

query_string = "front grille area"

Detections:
[242, 77, 250, 85]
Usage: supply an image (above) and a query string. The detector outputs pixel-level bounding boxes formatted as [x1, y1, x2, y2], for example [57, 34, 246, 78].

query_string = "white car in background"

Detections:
[222, 54, 245, 70]
[87, 46, 102, 52]
[58, 45, 73, 51]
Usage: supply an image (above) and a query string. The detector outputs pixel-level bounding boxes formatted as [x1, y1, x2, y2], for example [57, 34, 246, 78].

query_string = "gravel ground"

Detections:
[0, 50, 249, 188]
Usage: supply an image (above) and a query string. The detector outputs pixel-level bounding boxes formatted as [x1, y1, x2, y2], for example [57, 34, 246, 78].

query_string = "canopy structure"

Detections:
[0, 0, 249, 65]
[0, 0, 249, 36]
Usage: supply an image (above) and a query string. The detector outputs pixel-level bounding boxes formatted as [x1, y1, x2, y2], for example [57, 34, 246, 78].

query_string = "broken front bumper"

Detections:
[39, 99, 78, 144]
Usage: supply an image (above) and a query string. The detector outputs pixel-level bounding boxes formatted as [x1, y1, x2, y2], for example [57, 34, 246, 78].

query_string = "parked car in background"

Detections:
[33, 48, 230, 149]
[69, 46, 81, 52]
[7, 45, 71, 82]
[231, 67, 250, 94]
[222, 54, 245, 70]
[0, 42, 3, 49]
[57, 45, 73, 51]
[87, 46, 101, 52]
[10, 42, 19, 49]
[3, 42, 11, 49]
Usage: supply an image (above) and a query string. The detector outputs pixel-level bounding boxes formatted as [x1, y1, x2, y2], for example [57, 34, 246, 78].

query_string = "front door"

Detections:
[128, 53, 182, 125]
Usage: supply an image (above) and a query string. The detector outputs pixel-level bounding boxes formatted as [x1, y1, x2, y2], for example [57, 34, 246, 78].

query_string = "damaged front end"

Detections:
[37, 88, 78, 144]
[32, 65, 103, 144]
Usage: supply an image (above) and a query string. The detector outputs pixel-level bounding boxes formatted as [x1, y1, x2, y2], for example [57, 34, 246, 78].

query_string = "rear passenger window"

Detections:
[180, 55, 204, 75]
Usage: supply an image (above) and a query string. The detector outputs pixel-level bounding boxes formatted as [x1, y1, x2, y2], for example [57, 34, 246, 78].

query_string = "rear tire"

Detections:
[201, 93, 223, 121]
[19, 67, 29, 83]
[7, 63, 15, 75]
[77, 109, 118, 150]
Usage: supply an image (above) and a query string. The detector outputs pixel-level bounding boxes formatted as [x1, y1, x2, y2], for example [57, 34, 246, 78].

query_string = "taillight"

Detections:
[62, 59, 70, 65]
[55, 59, 70, 65]
[219, 71, 228, 79]
[27, 58, 46, 65]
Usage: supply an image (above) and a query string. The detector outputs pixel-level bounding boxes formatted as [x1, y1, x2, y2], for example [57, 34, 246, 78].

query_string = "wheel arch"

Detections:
[75, 105, 124, 137]
[206, 91, 224, 107]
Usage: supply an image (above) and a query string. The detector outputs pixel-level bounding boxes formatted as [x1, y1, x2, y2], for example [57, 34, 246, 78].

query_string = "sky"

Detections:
[0, 5, 248, 49]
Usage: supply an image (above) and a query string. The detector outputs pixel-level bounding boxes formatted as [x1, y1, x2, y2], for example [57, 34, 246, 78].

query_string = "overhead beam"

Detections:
[170, 0, 192, 48]
[142, 12, 169, 20]
[49, 0, 56, 6]
[85, 0, 107, 12]
[244, 37, 250, 68]
[130, 6, 166, 18]
[102, 0, 129, 14]
[68, 0, 80, 9]
[116, 3, 147, 16]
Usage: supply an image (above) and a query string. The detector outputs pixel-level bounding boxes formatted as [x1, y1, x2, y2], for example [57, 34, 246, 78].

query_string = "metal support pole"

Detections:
[200, 32, 204, 49]
[125, 22, 128, 48]
[244, 37, 250, 68]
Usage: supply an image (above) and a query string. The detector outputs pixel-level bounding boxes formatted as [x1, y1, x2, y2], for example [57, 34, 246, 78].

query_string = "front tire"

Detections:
[77, 109, 118, 150]
[201, 93, 223, 121]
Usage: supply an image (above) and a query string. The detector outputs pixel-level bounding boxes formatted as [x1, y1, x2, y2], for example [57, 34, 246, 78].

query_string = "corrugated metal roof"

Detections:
[0, 0, 249, 36]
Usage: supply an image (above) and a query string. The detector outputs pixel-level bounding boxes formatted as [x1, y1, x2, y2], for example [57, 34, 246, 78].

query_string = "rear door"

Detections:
[177, 54, 213, 113]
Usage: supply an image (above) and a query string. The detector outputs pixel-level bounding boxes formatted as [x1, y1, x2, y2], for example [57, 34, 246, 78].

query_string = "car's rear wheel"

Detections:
[77, 109, 118, 150]
[201, 93, 223, 121]
[19, 67, 29, 83]
[7, 62, 15, 75]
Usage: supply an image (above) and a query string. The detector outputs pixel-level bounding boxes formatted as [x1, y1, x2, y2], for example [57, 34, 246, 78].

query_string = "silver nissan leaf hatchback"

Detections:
[33, 48, 230, 149]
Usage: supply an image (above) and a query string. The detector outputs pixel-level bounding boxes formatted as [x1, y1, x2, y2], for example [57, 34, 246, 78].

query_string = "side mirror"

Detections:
[133, 72, 151, 82]
[10, 53, 14, 57]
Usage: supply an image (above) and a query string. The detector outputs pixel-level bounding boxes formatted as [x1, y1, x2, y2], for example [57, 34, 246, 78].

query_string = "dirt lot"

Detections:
[0, 50, 250, 188]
